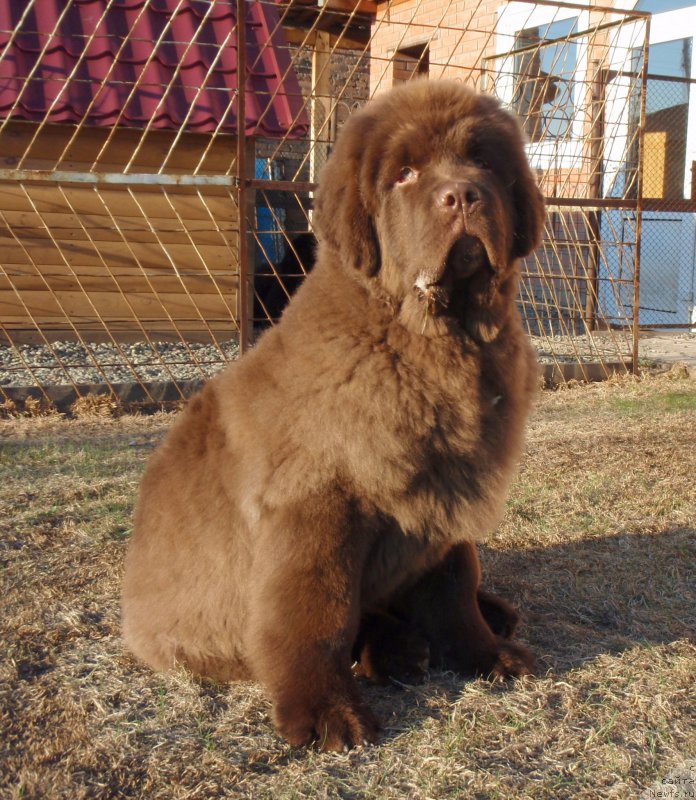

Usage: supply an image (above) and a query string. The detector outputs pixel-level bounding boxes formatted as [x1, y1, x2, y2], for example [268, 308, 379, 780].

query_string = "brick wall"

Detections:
[370, 0, 502, 93]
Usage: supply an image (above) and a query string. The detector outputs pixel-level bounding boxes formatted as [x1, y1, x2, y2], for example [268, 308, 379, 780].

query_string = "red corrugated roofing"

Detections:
[0, 0, 308, 138]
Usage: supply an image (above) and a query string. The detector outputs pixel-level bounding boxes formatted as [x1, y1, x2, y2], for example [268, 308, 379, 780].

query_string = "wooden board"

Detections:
[1, 122, 239, 174]
[0, 287, 238, 321]
[0, 124, 258, 343]
[0, 190, 242, 338]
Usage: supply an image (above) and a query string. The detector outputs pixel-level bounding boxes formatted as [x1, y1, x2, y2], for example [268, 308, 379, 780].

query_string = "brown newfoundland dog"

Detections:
[122, 80, 546, 751]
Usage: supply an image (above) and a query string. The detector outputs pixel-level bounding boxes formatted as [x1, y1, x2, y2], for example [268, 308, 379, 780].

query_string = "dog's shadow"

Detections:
[478, 527, 694, 671]
[358, 526, 695, 744]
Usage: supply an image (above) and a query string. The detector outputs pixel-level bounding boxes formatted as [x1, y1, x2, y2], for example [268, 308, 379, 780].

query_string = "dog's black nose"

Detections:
[436, 181, 480, 214]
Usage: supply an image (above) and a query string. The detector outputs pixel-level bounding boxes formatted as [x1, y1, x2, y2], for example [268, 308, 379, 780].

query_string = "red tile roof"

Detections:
[0, 0, 308, 138]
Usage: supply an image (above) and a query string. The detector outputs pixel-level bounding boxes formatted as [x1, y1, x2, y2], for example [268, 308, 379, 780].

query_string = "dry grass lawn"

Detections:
[1, 372, 695, 799]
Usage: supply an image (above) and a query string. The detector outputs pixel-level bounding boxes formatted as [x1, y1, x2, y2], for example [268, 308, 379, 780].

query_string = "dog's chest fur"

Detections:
[239, 267, 535, 555]
[266, 276, 535, 538]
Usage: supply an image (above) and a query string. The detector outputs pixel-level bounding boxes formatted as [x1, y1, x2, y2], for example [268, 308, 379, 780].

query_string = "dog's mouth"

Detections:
[413, 235, 489, 314]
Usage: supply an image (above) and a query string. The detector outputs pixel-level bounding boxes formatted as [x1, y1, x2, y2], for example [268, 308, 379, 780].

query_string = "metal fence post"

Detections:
[633, 15, 651, 374]
[585, 59, 604, 332]
[236, 0, 250, 354]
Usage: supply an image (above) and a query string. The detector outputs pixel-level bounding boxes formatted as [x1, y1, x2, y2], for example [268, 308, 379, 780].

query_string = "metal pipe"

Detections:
[0, 169, 238, 186]
[247, 178, 318, 193]
[633, 15, 651, 374]
[585, 60, 604, 331]
[236, 0, 250, 354]
[524, 0, 649, 18]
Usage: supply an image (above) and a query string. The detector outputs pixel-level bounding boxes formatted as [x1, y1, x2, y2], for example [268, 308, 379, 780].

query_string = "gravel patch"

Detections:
[0, 340, 239, 388]
[531, 332, 633, 364]
[1, 331, 694, 389]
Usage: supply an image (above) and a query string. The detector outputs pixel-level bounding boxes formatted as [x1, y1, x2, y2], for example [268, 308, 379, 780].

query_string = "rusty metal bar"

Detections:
[248, 178, 317, 193]
[543, 198, 629, 209]
[633, 16, 650, 375]
[637, 323, 696, 329]
[584, 60, 603, 331]
[521, 0, 649, 17]
[541, 198, 696, 214]
[225, 182, 690, 213]
[236, 0, 250, 354]
[0, 169, 238, 187]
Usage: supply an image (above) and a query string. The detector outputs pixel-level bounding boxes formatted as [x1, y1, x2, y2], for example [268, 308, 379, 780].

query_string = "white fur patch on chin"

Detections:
[414, 271, 437, 292]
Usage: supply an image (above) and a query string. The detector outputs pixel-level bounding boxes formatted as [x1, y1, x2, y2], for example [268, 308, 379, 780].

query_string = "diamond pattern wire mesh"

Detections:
[0, 0, 674, 413]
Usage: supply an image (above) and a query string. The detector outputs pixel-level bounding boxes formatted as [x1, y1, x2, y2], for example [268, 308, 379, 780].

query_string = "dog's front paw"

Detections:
[274, 695, 381, 751]
[486, 638, 536, 679]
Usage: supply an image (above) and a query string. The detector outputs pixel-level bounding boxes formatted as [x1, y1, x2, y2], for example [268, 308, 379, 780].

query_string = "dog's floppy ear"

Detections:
[511, 167, 546, 259]
[312, 113, 381, 276]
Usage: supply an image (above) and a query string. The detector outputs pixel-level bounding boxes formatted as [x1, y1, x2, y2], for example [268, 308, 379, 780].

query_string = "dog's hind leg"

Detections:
[389, 541, 535, 679]
[477, 589, 521, 639]
[352, 610, 430, 684]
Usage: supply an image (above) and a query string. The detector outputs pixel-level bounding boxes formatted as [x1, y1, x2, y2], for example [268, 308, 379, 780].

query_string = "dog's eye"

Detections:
[471, 155, 490, 170]
[395, 167, 417, 185]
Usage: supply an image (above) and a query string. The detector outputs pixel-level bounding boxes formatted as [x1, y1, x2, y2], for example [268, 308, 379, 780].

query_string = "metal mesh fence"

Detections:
[636, 71, 696, 330]
[0, 0, 687, 413]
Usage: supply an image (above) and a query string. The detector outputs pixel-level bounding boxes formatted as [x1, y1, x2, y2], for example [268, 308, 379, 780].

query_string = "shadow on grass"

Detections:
[346, 525, 696, 748]
[478, 526, 695, 673]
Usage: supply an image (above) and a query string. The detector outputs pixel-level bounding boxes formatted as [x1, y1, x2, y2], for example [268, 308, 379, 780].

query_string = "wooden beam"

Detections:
[310, 31, 332, 185]
[283, 26, 369, 50]
[320, 0, 377, 14]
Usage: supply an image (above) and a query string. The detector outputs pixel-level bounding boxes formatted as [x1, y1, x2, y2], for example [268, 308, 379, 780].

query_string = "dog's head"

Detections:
[312, 81, 546, 340]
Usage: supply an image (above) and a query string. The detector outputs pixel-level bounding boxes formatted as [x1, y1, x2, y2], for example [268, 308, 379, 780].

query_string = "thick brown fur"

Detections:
[122, 80, 546, 751]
